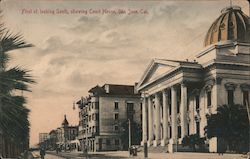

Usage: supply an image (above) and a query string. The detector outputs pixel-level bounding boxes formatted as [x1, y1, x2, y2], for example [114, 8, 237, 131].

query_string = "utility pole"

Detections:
[85, 125, 88, 159]
[128, 119, 131, 149]
[246, 101, 250, 156]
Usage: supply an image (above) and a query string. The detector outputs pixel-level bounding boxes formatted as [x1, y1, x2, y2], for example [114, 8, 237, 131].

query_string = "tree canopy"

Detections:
[0, 14, 35, 147]
[204, 104, 249, 152]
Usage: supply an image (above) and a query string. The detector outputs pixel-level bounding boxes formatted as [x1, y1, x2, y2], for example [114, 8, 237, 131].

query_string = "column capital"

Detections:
[240, 83, 250, 91]
[224, 82, 237, 91]
[171, 85, 178, 91]
[154, 92, 161, 98]
[181, 80, 189, 86]
[205, 79, 215, 91]
[215, 77, 222, 85]
[162, 89, 168, 95]
[141, 92, 149, 98]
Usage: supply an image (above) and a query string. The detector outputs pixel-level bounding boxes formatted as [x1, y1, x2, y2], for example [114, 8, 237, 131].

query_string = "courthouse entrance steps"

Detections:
[138, 145, 168, 153]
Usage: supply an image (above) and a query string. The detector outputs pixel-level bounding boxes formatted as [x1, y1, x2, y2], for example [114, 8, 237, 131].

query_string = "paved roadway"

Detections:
[45, 151, 246, 159]
[31, 151, 65, 159]
[45, 154, 64, 159]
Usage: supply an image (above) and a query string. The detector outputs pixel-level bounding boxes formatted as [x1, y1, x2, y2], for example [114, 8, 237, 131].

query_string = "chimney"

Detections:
[104, 84, 109, 93]
[134, 82, 138, 94]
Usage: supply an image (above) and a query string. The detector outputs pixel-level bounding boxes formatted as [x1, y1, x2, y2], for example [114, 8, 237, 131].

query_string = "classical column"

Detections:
[181, 83, 188, 138]
[171, 86, 177, 142]
[162, 89, 169, 146]
[148, 96, 153, 146]
[142, 93, 148, 145]
[154, 93, 161, 146]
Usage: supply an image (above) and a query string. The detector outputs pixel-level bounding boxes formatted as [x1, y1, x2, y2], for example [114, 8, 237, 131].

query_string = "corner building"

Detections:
[77, 84, 141, 152]
[136, 6, 250, 153]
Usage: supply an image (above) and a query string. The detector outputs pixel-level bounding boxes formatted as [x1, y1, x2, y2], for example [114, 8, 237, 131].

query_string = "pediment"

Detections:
[137, 59, 180, 89]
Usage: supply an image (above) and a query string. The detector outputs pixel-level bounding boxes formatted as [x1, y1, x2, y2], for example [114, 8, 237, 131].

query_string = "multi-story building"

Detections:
[77, 84, 142, 152]
[56, 115, 79, 151]
[47, 130, 57, 150]
[39, 133, 49, 144]
[136, 6, 250, 153]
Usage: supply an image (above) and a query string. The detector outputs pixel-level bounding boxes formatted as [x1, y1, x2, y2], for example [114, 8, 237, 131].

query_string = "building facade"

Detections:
[77, 84, 142, 152]
[56, 115, 79, 151]
[136, 6, 250, 153]
[39, 133, 49, 144]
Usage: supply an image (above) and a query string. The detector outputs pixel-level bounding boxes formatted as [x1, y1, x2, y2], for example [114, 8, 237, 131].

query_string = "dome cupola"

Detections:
[204, 6, 250, 47]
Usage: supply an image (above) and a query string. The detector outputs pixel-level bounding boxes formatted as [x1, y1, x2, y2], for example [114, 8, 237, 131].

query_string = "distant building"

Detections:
[136, 6, 250, 153]
[77, 84, 142, 152]
[47, 130, 57, 150]
[56, 115, 79, 151]
[39, 133, 49, 144]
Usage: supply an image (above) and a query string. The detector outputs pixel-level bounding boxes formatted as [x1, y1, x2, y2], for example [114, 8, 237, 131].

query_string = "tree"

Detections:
[0, 10, 34, 157]
[204, 104, 249, 152]
[120, 120, 142, 150]
[182, 134, 205, 152]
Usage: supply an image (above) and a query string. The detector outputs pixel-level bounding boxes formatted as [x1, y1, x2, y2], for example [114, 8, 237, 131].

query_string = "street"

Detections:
[30, 151, 65, 159]
[45, 154, 64, 159]
[44, 151, 246, 159]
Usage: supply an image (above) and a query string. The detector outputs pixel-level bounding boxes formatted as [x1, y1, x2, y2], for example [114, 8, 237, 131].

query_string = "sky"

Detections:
[1, 0, 249, 146]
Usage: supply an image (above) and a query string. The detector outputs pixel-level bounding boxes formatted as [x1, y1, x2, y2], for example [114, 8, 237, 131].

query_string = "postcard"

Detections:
[0, 0, 249, 158]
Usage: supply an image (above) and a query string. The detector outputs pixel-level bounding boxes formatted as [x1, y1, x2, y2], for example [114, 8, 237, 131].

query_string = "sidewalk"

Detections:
[47, 150, 245, 159]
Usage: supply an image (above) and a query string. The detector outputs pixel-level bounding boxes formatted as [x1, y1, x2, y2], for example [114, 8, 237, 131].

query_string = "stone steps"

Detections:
[138, 145, 168, 153]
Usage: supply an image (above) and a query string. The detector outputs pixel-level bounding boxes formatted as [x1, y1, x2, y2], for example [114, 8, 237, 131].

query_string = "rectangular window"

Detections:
[127, 103, 134, 120]
[178, 126, 181, 138]
[106, 139, 111, 145]
[195, 95, 200, 110]
[96, 126, 99, 133]
[95, 102, 99, 109]
[99, 138, 102, 150]
[96, 113, 99, 121]
[177, 102, 180, 114]
[114, 113, 119, 120]
[127, 103, 134, 111]
[114, 125, 119, 131]
[207, 91, 211, 107]
[115, 139, 119, 145]
[243, 91, 249, 106]
[168, 92, 172, 115]
[169, 126, 172, 138]
[114, 102, 119, 110]
[228, 90, 234, 105]
[196, 122, 200, 136]
[89, 115, 91, 121]
[187, 124, 190, 136]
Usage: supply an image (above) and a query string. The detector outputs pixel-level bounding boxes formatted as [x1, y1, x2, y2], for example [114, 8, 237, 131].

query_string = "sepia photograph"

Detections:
[0, 0, 249, 158]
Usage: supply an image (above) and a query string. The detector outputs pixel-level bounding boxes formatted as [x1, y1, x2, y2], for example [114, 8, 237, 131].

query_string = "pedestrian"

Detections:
[40, 147, 46, 159]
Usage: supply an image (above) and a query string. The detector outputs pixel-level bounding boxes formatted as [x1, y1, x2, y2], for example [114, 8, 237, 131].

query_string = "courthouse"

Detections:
[136, 6, 250, 152]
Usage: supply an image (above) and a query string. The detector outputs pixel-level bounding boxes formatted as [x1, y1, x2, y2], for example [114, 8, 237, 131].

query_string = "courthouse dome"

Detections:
[204, 6, 250, 47]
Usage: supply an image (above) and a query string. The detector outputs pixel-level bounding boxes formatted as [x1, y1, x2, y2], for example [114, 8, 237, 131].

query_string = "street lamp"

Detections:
[128, 119, 131, 150]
